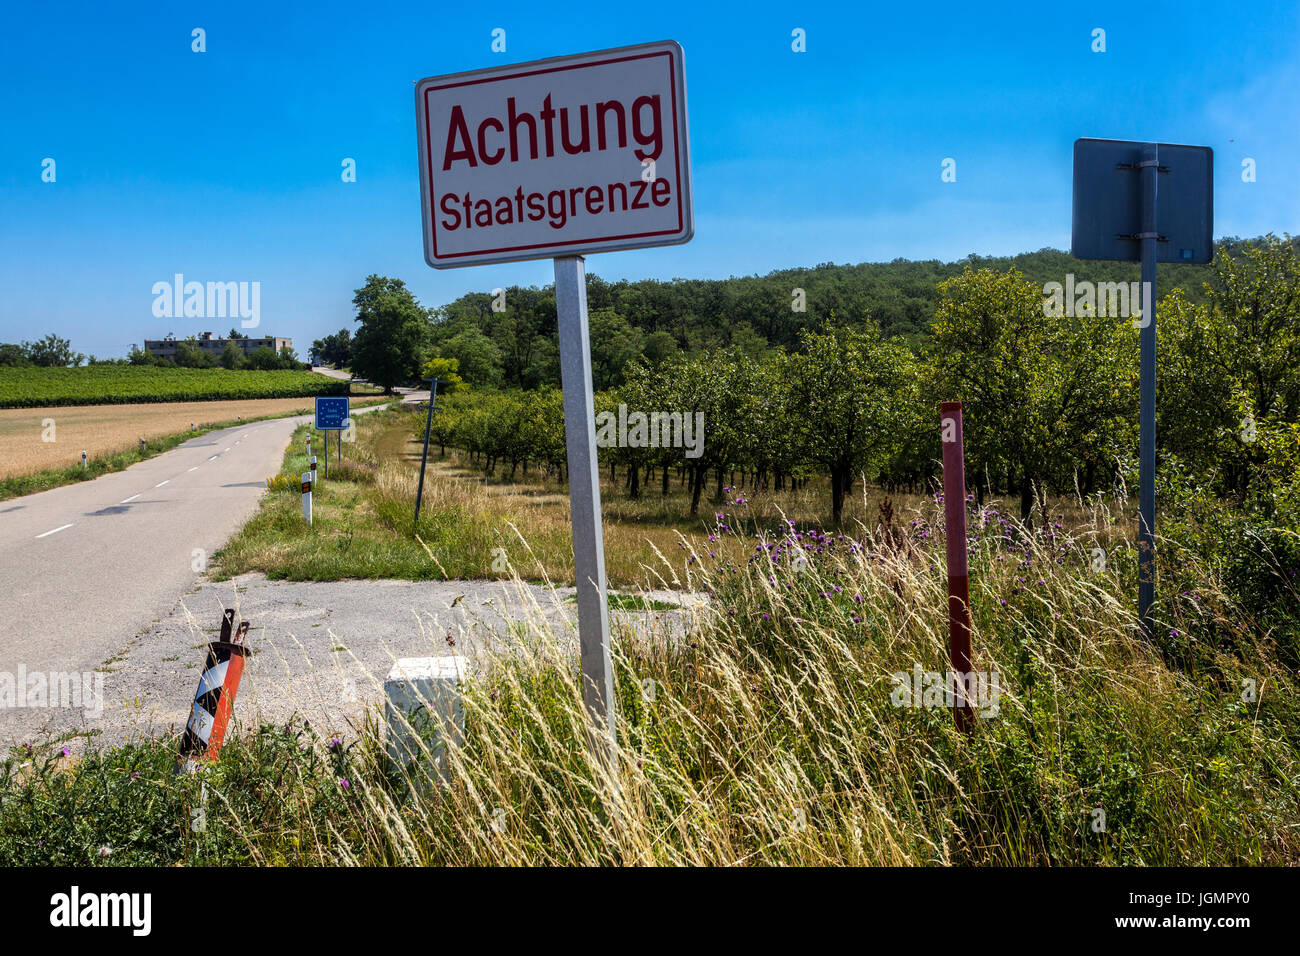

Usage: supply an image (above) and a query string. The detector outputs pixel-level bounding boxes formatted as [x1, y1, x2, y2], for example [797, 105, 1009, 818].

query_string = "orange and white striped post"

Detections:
[177, 609, 251, 769]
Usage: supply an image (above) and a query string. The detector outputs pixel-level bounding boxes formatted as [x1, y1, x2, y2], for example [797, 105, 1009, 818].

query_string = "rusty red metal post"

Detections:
[940, 401, 975, 732]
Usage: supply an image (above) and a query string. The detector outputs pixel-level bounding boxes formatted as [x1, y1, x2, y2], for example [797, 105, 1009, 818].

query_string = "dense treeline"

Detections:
[402, 238, 1285, 393]
[328, 238, 1292, 395]
[418, 235, 1300, 537]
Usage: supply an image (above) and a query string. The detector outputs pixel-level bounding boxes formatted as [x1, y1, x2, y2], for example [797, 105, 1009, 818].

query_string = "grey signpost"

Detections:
[413, 377, 440, 535]
[414, 41, 693, 752]
[554, 255, 615, 744]
[1071, 137, 1212, 634]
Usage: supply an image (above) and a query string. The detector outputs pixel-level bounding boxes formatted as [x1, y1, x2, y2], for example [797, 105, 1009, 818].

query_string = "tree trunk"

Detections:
[831, 466, 848, 525]
[689, 465, 704, 516]
[1020, 471, 1034, 527]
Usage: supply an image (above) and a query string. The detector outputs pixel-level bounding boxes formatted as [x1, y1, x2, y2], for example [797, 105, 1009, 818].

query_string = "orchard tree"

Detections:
[520, 388, 566, 480]
[651, 350, 759, 515]
[927, 267, 1134, 523]
[747, 351, 801, 492]
[789, 323, 916, 523]
[1161, 235, 1300, 499]
[622, 359, 688, 498]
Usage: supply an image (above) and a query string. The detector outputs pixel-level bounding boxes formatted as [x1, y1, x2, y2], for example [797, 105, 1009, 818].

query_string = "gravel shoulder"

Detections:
[2, 573, 703, 753]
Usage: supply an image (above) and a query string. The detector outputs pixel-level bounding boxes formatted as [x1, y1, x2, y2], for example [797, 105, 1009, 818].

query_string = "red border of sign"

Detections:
[420, 47, 687, 263]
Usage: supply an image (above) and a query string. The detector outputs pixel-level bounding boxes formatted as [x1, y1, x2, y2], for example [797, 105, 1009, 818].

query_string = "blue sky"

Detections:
[1, 0, 1296, 358]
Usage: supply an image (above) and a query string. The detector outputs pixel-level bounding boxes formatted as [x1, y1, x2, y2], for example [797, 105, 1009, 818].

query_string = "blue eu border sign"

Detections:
[315, 396, 350, 431]
[1071, 137, 1213, 636]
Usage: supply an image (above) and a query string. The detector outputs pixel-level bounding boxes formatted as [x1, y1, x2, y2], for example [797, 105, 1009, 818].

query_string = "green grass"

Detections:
[568, 592, 680, 611]
[0, 366, 350, 408]
[212, 406, 562, 583]
[213, 404, 978, 588]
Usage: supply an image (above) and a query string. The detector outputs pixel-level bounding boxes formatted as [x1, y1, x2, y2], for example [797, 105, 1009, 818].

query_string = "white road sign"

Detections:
[415, 40, 693, 268]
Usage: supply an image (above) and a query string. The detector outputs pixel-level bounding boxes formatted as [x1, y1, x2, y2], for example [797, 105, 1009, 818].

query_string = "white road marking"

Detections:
[120, 494, 140, 503]
[36, 524, 73, 539]
[209, 455, 219, 461]
[155, 480, 169, 488]
[224, 447, 231, 452]
[188, 466, 198, 472]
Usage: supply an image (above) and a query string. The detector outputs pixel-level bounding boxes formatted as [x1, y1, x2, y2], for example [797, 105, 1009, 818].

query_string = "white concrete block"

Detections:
[385, 656, 469, 783]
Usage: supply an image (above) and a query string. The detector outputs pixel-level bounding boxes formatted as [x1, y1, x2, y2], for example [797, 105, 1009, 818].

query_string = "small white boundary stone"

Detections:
[385, 656, 470, 784]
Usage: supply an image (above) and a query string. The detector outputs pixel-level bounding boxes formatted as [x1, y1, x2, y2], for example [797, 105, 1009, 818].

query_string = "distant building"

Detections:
[144, 332, 293, 361]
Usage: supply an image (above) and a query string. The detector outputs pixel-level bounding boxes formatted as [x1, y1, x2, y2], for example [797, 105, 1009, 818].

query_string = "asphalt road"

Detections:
[0, 406, 381, 744]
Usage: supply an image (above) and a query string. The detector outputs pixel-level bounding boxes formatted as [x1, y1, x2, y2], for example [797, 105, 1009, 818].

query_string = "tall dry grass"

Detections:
[181, 494, 1300, 866]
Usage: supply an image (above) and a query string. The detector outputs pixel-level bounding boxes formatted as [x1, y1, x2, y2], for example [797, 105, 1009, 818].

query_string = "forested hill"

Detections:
[425, 236, 1292, 390]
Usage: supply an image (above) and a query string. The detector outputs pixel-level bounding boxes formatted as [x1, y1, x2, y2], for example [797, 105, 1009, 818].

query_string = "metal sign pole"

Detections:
[554, 255, 615, 755]
[1137, 143, 1159, 635]
[1072, 137, 1211, 637]
[412, 377, 439, 535]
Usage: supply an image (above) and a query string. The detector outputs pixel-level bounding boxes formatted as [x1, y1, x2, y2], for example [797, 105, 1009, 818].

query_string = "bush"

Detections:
[265, 473, 298, 492]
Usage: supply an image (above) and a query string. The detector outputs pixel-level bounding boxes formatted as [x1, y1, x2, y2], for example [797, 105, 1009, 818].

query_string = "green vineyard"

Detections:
[0, 366, 350, 408]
